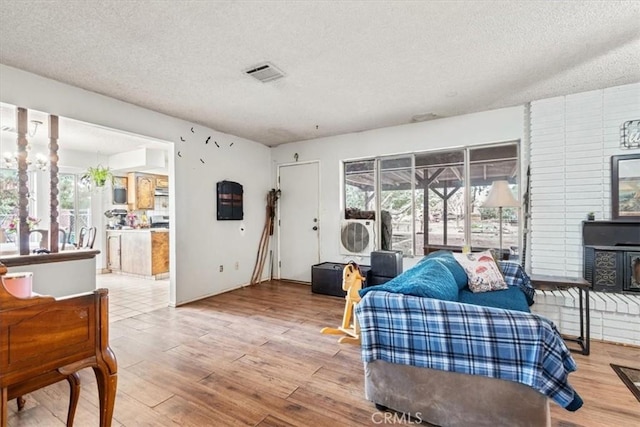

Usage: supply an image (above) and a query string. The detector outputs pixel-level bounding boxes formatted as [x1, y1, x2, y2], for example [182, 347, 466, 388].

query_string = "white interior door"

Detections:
[278, 162, 320, 282]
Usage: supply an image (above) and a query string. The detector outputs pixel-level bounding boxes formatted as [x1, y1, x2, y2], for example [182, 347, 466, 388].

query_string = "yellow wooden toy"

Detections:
[320, 262, 365, 344]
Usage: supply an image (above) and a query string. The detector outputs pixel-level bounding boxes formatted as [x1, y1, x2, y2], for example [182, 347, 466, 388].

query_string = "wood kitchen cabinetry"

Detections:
[107, 232, 121, 271]
[127, 173, 155, 210]
[155, 175, 168, 188]
[106, 230, 169, 278]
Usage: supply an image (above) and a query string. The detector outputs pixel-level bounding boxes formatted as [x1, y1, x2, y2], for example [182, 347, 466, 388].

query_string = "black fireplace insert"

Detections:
[583, 221, 640, 293]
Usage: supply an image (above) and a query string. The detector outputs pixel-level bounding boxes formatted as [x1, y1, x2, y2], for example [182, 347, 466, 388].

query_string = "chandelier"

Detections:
[2, 150, 48, 171]
[1, 120, 48, 171]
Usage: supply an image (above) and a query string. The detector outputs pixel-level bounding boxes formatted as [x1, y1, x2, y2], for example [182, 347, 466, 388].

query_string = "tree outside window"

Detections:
[343, 142, 520, 258]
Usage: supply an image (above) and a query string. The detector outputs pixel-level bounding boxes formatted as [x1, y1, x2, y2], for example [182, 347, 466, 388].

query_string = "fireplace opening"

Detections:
[583, 221, 640, 293]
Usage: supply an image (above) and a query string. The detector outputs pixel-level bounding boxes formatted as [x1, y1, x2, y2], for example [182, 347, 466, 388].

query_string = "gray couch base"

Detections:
[365, 360, 550, 427]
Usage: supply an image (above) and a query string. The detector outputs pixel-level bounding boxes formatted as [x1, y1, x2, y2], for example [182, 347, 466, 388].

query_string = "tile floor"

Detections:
[96, 273, 169, 322]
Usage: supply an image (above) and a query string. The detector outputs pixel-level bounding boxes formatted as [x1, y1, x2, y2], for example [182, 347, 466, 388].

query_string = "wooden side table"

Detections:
[530, 274, 590, 356]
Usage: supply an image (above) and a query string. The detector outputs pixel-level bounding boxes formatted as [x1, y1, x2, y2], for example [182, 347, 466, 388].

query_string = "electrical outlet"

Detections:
[235, 261, 239, 270]
[219, 265, 223, 272]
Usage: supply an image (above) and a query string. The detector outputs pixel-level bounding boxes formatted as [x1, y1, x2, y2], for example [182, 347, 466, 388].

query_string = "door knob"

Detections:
[312, 226, 318, 231]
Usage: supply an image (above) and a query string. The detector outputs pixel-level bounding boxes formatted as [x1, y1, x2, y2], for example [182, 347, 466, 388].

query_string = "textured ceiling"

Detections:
[1, 0, 639, 147]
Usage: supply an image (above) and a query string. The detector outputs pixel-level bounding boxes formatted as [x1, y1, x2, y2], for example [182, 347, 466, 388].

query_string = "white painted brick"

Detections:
[549, 290, 566, 306]
[602, 327, 639, 342]
[560, 324, 581, 337]
[561, 290, 576, 307]
[613, 296, 628, 314]
[620, 294, 640, 315]
[531, 290, 640, 346]
[560, 310, 580, 324]
[601, 312, 640, 328]
[591, 293, 607, 311]
[600, 293, 618, 312]
[590, 312, 604, 340]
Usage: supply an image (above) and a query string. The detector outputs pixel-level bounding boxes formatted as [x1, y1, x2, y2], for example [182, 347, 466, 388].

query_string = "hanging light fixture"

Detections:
[1, 120, 47, 170]
[28, 120, 42, 138]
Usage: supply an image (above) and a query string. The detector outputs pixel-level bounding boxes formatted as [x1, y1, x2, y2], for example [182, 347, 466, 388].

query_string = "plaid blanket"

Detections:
[356, 291, 582, 410]
[499, 260, 535, 305]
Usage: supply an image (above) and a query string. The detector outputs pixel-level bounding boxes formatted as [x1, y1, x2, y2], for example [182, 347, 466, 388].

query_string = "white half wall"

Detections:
[7, 258, 96, 298]
[1, 64, 272, 305]
[271, 107, 524, 271]
[529, 82, 640, 278]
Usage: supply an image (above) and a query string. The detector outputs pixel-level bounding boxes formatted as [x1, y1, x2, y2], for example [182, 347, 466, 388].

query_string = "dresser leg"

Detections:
[1, 387, 8, 427]
[93, 365, 117, 427]
[66, 372, 81, 427]
[16, 396, 26, 411]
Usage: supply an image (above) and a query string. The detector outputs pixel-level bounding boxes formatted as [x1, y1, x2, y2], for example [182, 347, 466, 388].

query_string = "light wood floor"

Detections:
[7, 281, 640, 426]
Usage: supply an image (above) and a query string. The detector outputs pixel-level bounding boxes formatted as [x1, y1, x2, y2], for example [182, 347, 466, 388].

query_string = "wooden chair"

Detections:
[77, 226, 97, 249]
[58, 229, 68, 251]
[27, 229, 67, 251]
[0, 262, 118, 426]
[28, 229, 48, 250]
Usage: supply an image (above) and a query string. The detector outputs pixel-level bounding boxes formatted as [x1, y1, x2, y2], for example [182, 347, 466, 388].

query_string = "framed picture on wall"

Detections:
[611, 153, 640, 220]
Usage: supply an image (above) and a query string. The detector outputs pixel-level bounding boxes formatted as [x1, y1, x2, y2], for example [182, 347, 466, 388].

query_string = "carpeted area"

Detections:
[610, 364, 640, 402]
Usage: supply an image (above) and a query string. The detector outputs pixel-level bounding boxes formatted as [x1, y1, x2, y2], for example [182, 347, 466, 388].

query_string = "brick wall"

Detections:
[531, 289, 640, 346]
[528, 83, 640, 278]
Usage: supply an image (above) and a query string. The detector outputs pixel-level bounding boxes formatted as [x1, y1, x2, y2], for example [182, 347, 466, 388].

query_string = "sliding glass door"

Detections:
[59, 173, 92, 247]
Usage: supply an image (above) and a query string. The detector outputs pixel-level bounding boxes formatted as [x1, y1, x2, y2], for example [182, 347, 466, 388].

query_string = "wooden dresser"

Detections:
[0, 262, 117, 426]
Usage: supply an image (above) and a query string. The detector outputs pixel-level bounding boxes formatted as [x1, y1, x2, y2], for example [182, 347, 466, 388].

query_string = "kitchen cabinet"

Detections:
[155, 175, 168, 188]
[107, 231, 121, 271]
[127, 173, 155, 210]
[107, 230, 169, 278]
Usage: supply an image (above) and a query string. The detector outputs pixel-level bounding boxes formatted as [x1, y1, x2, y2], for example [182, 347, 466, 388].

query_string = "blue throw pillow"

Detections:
[421, 250, 468, 290]
[458, 286, 530, 313]
[360, 258, 459, 301]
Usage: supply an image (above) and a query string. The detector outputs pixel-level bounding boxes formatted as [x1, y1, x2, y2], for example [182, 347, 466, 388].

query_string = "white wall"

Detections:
[271, 107, 524, 271]
[529, 83, 640, 277]
[1, 64, 272, 305]
[8, 257, 96, 297]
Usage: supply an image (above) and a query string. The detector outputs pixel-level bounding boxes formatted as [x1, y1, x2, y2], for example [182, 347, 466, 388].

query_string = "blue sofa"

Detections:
[356, 251, 582, 427]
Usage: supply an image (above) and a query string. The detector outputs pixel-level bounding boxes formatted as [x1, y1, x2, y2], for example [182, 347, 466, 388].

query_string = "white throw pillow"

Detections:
[453, 250, 507, 293]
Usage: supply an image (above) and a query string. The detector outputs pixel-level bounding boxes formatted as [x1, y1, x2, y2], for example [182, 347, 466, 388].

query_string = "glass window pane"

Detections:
[0, 168, 37, 255]
[379, 157, 413, 255]
[59, 174, 75, 245]
[469, 144, 519, 260]
[344, 160, 376, 214]
[59, 173, 92, 247]
[416, 150, 465, 251]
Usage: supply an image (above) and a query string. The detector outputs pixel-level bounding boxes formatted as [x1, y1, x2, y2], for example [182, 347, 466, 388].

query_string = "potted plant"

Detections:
[5, 216, 41, 235]
[587, 212, 595, 221]
[82, 165, 113, 188]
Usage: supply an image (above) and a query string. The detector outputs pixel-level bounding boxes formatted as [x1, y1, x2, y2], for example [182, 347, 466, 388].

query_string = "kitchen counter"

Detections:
[107, 228, 168, 232]
[107, 230, 169, 278]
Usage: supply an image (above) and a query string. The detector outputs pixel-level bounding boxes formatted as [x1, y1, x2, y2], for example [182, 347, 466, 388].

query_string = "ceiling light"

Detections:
[0, 120, 42, 136]
[28, 120, 42, 137]
[244, 62, 285, 83]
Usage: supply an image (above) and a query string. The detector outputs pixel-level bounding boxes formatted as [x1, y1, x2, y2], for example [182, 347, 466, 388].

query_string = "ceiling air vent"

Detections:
[244, 62, 285, 83]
